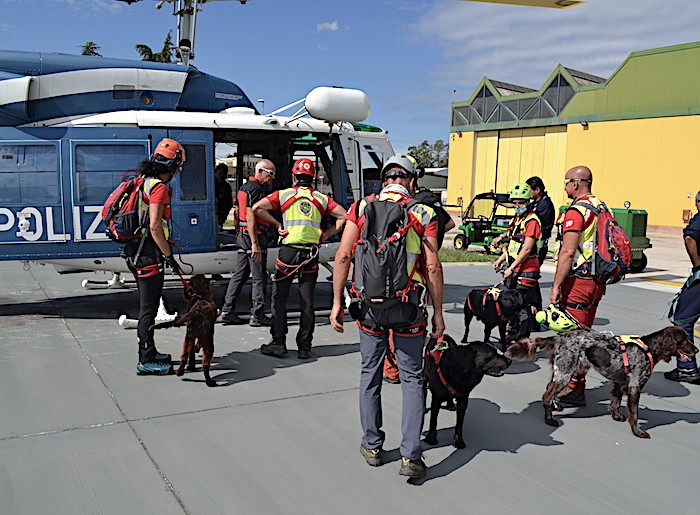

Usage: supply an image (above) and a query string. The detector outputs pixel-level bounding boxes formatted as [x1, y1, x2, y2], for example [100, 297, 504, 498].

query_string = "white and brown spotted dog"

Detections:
[506, 326, 698, 439]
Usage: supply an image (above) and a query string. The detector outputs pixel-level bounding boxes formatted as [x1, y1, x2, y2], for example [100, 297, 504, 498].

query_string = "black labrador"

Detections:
[462, 287, 527, 350]
[423, 335, 511, 449]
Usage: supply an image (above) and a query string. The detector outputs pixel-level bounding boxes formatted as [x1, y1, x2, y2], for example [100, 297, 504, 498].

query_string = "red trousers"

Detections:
[560, 276, 605, 390]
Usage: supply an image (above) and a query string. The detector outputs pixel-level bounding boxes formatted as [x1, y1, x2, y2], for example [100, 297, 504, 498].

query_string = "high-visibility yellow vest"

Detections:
[356, 192, 436, 283]
[553, 195, 601, 276]
[140, 177, 170, 239]
[507, 211, 542, 261]
[279, 186, 329, 245]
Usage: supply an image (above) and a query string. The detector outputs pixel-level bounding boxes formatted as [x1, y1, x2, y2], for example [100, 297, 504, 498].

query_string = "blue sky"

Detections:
[3, 0, 700, 153]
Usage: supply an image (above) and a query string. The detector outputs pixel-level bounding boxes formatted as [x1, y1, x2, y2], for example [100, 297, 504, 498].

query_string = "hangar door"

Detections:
[473, 126, 567, 196]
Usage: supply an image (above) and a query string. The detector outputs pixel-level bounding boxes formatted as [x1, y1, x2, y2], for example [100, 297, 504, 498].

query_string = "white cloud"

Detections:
[414, 0, 700, 93]
[316, 21, 339, 32]
[53, 0, 124, 14]
[0, 22, 15, 32]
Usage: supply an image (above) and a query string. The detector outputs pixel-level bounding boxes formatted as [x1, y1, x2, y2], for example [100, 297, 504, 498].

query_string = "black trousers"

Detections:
[136, 271, 164, 363]
[271, 245, 318, 350]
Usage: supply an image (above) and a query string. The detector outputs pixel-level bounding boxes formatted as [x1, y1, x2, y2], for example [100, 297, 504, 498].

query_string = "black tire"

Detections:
[629, 253, 648, 273]
[454, 234, 468, 250]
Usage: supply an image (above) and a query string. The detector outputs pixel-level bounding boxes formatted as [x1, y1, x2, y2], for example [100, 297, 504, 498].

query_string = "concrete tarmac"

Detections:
[0, 256, 698, 515]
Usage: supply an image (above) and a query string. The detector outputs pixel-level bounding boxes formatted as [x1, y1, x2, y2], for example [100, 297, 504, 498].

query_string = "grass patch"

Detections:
[439, 247, 498, 263]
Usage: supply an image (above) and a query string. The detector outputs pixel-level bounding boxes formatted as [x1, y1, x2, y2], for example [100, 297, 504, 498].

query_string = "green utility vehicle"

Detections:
[557, 201, 652, 273]
[453, 192, 514, 252]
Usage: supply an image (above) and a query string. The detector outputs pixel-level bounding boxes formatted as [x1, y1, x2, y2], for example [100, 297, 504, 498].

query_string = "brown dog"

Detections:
[151, 274, 218, 387]
[506, 326, 698, 438]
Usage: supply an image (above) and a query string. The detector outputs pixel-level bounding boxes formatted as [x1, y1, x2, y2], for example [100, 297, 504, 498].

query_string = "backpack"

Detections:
[101, 177, 148, 243]
[351, 196, 421, 309]
[572, 201, 632, 284]
[413, 186, 450, 248]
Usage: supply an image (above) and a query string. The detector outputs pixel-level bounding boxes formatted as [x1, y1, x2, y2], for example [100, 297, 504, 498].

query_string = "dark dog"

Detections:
[423, 334, 511, 449]
[506, 326, 698, 438]
[151, 274, 218, 387]
[462, 287, 527, 350]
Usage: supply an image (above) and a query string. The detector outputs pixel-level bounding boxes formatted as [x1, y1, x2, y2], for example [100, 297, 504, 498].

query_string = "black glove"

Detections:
[164, 254, 182, 274]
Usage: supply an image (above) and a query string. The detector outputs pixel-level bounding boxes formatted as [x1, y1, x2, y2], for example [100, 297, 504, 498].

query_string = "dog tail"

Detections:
[505, 336, 554, 360]
[149, 311, 194, 331]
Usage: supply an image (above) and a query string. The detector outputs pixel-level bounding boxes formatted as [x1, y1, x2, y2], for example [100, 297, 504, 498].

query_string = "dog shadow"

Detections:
[179, 342, 361, 387]
[408, 398, 564, 485]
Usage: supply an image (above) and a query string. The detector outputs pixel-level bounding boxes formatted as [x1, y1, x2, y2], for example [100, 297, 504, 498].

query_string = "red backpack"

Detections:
[101, 177, 148, 243]
[573, 201, 632, 284]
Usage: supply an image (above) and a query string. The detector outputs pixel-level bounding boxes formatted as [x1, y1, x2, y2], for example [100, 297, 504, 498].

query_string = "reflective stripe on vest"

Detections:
[140, 177, 169, 239]
[280, 187, 328, 245]
[553, 195, 601, 275]
[507, 211, 542, 261]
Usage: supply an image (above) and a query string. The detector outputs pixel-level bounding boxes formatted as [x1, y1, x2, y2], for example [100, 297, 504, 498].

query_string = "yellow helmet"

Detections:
[535, 305, 579, 333]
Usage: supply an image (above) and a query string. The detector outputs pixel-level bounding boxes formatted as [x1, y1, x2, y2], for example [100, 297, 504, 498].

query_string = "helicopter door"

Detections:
[0, 134, 68, 260]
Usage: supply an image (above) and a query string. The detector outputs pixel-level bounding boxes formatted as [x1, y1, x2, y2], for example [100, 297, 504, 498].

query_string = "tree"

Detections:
[407, 139, 449, 168]
[80, 42, 101, 57]
[135, 31, 175, 63]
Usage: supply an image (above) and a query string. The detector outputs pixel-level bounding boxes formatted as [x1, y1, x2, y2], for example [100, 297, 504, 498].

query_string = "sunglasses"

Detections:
[564, 178, 591, 186]
[261, 167, 276, 177]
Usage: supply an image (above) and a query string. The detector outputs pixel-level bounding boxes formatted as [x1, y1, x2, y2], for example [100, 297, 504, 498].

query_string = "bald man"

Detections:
[219, 159, 277, 326]
[550, 166, 607, 407]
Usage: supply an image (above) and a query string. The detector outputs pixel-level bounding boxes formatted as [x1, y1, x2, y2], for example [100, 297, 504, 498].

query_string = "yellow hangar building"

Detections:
[447, 41, 700, 228]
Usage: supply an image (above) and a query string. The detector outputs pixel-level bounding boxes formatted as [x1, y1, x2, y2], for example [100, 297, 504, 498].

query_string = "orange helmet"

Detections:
[153, 138, 186, 174]
[292, 157, 315, 178]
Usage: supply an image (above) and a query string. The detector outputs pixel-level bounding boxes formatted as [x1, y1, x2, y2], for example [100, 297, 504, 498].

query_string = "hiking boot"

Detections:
[664, 368, 700, 385]
[383, 376, 400, 384]
[360, 443, 383, 467]
[249, 315, 272, 327]
[218, 312, 246, 325]
[399, 457, 427, 479]
[154, 351, 171, 363]
[136, 361, 174, 376]
[260, 341, 288, 356]
[297, 349, 312, 360]
[557, 389, 586, 407]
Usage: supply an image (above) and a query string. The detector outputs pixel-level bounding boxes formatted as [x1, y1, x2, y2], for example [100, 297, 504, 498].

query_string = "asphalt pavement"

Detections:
[0, 252, 698, 514]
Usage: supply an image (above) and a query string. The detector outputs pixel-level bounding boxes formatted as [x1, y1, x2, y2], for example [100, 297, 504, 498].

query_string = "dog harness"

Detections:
[425, 339, 458, 396]
[617, 335, 655, 375]
[467, 286, 510, 323]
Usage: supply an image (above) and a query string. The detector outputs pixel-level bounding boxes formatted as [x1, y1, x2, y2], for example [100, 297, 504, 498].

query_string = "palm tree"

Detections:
[80, 42, 101, 57]
[135, 31, 175, 63]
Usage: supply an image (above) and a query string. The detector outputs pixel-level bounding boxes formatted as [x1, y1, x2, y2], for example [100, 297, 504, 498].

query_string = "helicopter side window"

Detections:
[178, 144, 207, 201]
[74, 144, 147, 204]
[0, 144, 58, 204]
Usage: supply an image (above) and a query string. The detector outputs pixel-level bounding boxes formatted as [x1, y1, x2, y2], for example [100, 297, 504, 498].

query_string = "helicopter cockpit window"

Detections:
[179, 144, 207, 201]
[0, 144, 58, 204]
[359, 143, 385, 196]
[74, 144, 147, 204]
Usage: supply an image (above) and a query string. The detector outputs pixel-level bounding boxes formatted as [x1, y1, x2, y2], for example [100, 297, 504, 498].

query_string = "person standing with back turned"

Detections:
[255, 157, 347, 359]
[330, 155, 445, 480]
[550, 165, 607, 407]
[123, 138, 186, 376]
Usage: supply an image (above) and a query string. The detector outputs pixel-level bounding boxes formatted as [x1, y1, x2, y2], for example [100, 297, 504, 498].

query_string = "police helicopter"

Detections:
[0, 0, 395, 296]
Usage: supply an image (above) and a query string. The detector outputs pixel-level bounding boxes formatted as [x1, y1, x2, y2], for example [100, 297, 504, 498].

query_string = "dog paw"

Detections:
[611, 413, 626, 422]
[424, 434, 438, 446]
[453, 439, 466, 450]
[545, 417, 560, 427]
[176, 368, 185, 377]
[187, 365, 197, 372]
[206, 380, 217, 388]
[633, 429, 651, 439]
